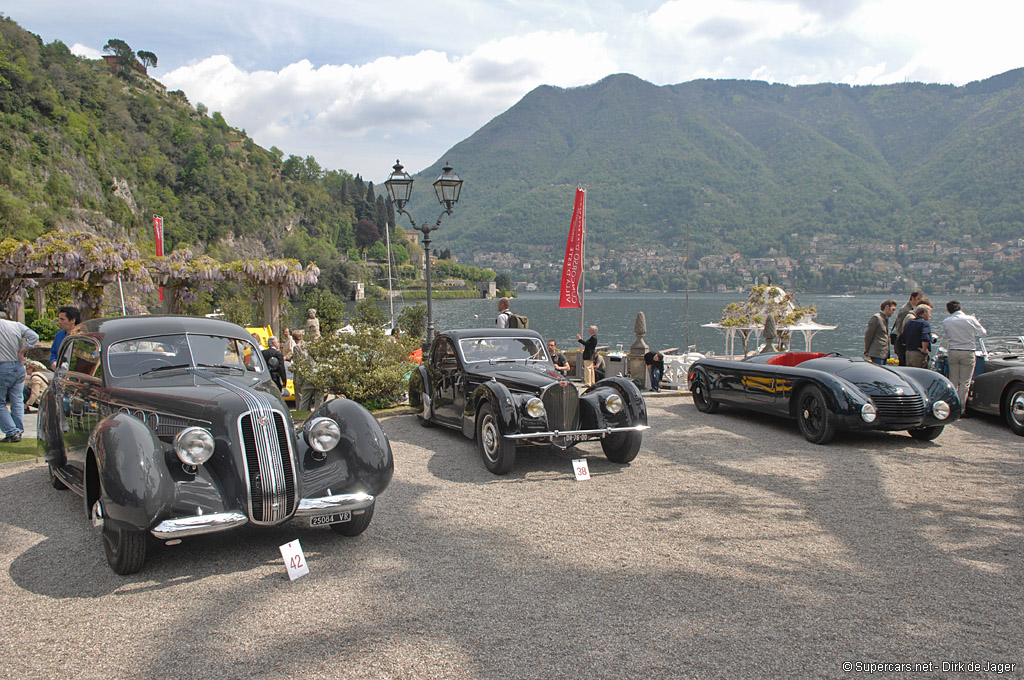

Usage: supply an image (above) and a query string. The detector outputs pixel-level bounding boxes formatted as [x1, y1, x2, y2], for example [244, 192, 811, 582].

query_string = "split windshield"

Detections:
[106, 333, 265, 378]
[459, 336, 548, 364]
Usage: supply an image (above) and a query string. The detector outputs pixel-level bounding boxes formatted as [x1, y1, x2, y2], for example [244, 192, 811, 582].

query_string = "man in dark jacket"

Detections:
[644, 350, 664, 390]
[262, 336, 287, 390]
[577, 325, 598, 386]
[902, 304, 933, 368]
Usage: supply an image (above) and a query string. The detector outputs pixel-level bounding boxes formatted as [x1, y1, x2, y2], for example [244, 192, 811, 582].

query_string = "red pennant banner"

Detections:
[558, 188, 585, 308]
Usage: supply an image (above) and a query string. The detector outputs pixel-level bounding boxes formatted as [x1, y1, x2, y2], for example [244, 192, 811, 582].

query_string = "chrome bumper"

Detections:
[150, 492, 375, 539]
[295, 491, 375, 517]
[151, 511, 249, 539]
[504, 424, 649, 440]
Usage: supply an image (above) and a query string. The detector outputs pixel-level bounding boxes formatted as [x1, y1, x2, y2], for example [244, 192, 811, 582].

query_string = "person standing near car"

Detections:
[902, 304, 933, 369]
[0, 317, 39, 443]
[49, 305, 80, 370]
[577, 325, 598, 386]
[894, 291, 924, 366]
[547, 340, 570, 376]
[495, 297, 512, 329]
[262, 336, 287, 391]
[864, 299, 897, 365]
[941, 300, 986, 409]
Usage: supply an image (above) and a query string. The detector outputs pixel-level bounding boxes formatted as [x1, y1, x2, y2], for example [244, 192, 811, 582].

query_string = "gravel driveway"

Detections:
[1, 396, 1021, 679]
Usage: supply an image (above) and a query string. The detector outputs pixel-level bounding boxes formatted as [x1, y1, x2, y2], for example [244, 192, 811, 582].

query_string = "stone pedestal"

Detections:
[627, 312, 649, 387]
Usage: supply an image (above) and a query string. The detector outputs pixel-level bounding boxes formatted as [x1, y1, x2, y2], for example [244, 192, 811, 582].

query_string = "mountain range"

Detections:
[3, 13, 1023, 283]
[407, 69, 1024, 262]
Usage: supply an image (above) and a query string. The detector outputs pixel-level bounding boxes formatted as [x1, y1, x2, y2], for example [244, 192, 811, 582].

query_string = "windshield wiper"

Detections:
[139, 364, 190, 377]
[193, 362, 245, 373]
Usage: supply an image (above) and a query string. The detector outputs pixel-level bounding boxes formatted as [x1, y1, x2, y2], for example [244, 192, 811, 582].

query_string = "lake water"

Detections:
[392, 292, 1024, 356]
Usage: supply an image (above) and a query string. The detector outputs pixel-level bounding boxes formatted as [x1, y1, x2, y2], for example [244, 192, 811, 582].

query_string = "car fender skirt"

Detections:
[92, 413, 172, 530]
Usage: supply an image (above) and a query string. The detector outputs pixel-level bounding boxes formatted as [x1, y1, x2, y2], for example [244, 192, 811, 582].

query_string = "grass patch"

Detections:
[0, 438, 38, 464]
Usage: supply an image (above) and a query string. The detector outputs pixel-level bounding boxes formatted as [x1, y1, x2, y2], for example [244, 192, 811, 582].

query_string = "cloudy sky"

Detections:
[14, 1, 1024, 182]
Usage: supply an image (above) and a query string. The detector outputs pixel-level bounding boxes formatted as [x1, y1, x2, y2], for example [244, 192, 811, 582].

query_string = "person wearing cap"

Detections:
[23, 359, 52, 412]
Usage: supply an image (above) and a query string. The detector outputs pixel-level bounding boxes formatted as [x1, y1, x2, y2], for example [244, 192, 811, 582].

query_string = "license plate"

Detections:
[310, 511, 351, 527]
[564, 433, 589, 443]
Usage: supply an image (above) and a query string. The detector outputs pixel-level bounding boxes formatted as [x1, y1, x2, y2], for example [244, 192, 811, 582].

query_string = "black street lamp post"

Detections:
[384, 159, 463, 351]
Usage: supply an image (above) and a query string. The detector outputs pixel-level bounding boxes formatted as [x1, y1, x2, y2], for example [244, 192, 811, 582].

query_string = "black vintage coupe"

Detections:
[688, 351, 960, 444]
[959, 336, 1024, 435]
[38, 316, 394, 574]
[408, 329, 648, 474]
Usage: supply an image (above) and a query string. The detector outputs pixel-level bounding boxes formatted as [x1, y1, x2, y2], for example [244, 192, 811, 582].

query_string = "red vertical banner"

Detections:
[153, 215, 164, 301]
[558, 187, 585, 308]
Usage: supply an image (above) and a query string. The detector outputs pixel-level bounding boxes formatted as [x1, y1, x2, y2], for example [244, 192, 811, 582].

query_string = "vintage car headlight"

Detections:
[306, 417, 342, 452]
[603, 393, 624, 415]
[932, 400, 951, 420]
[174, 427, 215, 465]
[861, 402, 877, 423]
[524, 397, 546, 419]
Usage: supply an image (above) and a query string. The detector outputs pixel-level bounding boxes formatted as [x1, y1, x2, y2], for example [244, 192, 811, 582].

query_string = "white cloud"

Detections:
[70, 43, 102, 59]
[161, 30, 618, 179]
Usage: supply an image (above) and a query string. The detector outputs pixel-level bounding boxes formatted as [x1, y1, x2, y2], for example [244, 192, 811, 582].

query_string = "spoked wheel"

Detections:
[796, 385, 837, 444]
[601, 431, 642, 464]
[691, 371, 719, 414]
[476, 402, 516, 475]
[908, 425, 944, 441]
[329, 501, 375, 536]
[1003, 382, 1024, 436]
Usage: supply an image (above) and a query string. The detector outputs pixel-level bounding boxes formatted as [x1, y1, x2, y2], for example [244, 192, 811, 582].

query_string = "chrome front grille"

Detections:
[541, 381, 580, 432]
[240, 410, 296, 523]
[871, 394, 925, 424]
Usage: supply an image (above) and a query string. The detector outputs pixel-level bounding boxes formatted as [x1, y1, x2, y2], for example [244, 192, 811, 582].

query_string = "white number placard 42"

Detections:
[572, 458, 591, 481]
[279, 539, 310, 581]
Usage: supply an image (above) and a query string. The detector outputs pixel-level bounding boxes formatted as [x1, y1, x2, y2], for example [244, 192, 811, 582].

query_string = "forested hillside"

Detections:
[0, 16, 397, 301]
[408, 70, 1024, 261]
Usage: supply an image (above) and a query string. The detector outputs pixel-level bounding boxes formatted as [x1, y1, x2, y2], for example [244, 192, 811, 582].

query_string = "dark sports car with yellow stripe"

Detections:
[688, 351, 960, 444]
[38, 316, 393, 574]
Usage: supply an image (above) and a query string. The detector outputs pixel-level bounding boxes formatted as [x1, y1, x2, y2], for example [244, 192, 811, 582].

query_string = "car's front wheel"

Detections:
[1003, 381, 1024, 436]
[330, 501, 375, 536]
[908, 425, 944, 441]
[97, 501, 147, 575]
[796, 385, 837, 444]
[601, 431, 642, 464]
[691, 371, 719, 414]
[477, 402, 516, 475]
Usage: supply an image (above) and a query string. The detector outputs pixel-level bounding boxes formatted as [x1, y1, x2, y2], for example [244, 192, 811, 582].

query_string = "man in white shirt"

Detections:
[941, 300, 987, 409]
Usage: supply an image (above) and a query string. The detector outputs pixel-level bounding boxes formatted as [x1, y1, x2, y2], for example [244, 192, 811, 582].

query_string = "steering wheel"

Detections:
[825, 351, 843, 357]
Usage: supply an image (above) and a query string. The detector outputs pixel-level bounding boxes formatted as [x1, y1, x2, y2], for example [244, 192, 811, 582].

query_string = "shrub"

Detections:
[30, 316, 58, 341]
[293, 326, 419, 409]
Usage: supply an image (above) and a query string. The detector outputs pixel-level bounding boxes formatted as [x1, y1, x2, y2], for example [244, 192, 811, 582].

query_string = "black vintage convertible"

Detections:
[408, 329, 648, 474]
[38, 316, 393, 574]
[688, 351, 960, 444]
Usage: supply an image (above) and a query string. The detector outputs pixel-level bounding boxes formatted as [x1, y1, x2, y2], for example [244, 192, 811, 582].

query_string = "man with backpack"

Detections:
[496, 297, 529, 329]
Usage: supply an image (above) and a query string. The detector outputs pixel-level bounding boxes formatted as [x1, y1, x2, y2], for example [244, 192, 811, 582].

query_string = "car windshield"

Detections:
[106, 333, 266, 378]
[459, 337, 548, 364]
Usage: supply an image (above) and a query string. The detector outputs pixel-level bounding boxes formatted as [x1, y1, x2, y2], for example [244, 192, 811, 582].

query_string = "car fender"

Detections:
[408, 364, 430, 415]
[36, 387, 65, 468]
[464, 380, 517, 439]
[295, 398, 394, 498]
[894, 367, 961, 417]
[89, 413, 173, 531]
[580, 376, 648, 429]
[783, 371, 870, 420]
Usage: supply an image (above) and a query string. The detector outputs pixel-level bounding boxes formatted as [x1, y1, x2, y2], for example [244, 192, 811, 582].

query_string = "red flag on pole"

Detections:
[153, 215, 164, 302]
[558, 187, 585, 308]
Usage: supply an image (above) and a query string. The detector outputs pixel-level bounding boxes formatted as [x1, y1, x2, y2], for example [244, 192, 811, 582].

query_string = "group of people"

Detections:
[864, 290, 986, 407]
[498, 299, 666, 390]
